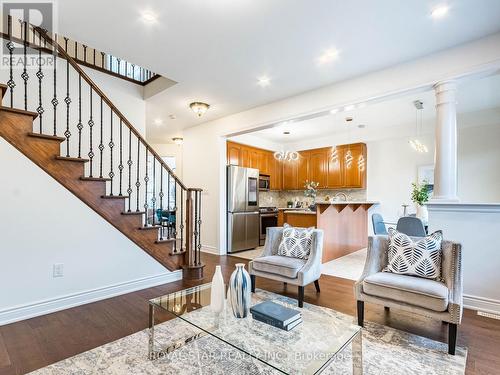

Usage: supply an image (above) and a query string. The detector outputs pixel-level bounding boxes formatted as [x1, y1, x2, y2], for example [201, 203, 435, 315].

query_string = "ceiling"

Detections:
[242, 74, 500, 144]
[57, 0, 500, 143]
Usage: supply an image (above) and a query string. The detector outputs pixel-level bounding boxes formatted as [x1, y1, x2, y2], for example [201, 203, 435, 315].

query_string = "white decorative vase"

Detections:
[210, 265, 225, 314]
[416, 204, 429, 224]
[228, 263, 251, 318]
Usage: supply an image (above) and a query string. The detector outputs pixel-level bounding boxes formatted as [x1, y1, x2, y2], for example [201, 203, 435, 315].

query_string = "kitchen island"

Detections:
[278, 202, 378, 263]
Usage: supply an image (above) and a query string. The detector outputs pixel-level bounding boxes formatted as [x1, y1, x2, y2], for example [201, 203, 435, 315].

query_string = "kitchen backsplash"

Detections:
[259, 189, 367, 208]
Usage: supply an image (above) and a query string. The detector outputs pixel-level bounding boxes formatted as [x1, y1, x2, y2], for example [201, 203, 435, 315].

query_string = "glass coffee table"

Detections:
[148, 283, 362, 374]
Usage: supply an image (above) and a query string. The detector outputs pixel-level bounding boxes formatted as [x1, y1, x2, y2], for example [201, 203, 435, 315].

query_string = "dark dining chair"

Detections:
[396, 216, 426, 237]
[372, 213, 388, 235]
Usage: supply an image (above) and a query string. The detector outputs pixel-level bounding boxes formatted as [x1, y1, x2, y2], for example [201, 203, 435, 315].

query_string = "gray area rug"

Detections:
[30, 291, 466, 375]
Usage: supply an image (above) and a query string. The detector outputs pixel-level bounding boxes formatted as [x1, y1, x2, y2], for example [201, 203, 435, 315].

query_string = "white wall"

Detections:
[0, 65, 181, 325]
[183, 33, 500, 255]
[150, 143, 183, 179]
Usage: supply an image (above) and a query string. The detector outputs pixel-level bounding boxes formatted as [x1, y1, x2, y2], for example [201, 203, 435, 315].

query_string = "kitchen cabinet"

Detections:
[227, 141, 367, 191]
[343, 143, 366, 188]
[309, 148, 328, 188]
[327, 146, 344, 188]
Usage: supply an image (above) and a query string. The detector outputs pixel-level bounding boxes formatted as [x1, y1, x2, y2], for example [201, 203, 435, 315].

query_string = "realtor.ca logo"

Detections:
[1, 1, 56, 69]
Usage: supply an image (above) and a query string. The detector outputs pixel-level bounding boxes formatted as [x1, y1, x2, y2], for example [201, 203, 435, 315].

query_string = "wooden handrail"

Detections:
[30, 27, 191, 191]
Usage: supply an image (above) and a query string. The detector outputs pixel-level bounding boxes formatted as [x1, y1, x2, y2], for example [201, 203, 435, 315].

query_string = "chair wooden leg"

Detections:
[314, 280, 320, 293]
[448, 323, 457, 355]
[357, 301, 364, 327]
[250, 275, 255, 293]
[298, 286, 304, 308]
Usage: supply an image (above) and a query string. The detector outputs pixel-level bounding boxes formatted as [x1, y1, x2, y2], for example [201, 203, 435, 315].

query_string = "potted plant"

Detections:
[411, 180, 430, 223]
[304, 180, 320, 211]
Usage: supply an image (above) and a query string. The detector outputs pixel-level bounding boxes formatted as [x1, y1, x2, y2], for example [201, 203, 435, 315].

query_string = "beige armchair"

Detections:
[355, 235, 463, 355]
[249, 227, 324, 307]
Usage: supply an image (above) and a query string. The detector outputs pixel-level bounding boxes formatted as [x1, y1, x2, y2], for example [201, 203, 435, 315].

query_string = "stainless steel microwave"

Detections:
[259, 175, 270, 191]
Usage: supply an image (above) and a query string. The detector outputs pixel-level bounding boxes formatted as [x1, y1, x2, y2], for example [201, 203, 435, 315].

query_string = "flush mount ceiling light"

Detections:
[431, 4, 450, 19]
[172, 137, 183, 145]
[189, 102, 210, 117]
[317, 48, 340, 65]
[257, 76, 271, 87]
[153, 118, 163, 126]
[141, 11, 158, 24]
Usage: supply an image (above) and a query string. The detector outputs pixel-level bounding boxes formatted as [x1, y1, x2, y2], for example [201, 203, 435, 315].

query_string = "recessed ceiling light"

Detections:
[257, 76, 271, 87]
[317, 48, 340, 65]
[283, 131, 290, 135]
[344, 104, 355, 112]
[141, 11, 158, 24]
[330, 108, 339, 114]
[153, 118, 163, 126]
[345, 117, 353, 122]
[431, 5, 449, 19]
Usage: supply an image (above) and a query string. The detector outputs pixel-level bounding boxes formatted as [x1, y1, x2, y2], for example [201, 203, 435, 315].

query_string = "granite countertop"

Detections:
[277, 207, 310, 210]
[284, 210, 316, 215]
[315, 200, 379, 205]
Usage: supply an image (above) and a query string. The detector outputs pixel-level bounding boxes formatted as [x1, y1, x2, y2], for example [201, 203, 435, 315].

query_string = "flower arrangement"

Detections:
[411, 180, 430, 206]
[304, 180, 319, 200]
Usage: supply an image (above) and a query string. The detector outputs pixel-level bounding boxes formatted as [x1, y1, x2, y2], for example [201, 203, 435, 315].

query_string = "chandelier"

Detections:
[409, 100, 428, 153]
[274, 150, 299, 162]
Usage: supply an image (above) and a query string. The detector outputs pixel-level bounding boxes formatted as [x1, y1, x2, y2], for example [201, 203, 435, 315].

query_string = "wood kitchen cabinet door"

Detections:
[309, 148, 327, 188]
[297, 151, 310, 189]
[240, 147, 250, 167]
[227, 142, 241, 166]
[258, 151, 269, 175]
[249, 150, 260, 170]
[268, 153, 282, 190]
[327, 146, 344, 188]
[282, 159, 298, 190]
[343, 143, 366, 188]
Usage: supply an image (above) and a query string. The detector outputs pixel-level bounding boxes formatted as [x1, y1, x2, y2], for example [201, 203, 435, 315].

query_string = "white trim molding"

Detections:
[427, 202, 500, 213]
[0, 271, 182, 326]
[201, 245, 220, 255]
[464, 294, 500, 314]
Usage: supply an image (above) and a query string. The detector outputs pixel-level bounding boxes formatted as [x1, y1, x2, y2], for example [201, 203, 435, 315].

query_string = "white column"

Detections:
[432, 81, 459, 202]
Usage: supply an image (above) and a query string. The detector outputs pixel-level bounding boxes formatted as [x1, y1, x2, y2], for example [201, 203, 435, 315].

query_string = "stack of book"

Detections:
[250, 301, 302, 331]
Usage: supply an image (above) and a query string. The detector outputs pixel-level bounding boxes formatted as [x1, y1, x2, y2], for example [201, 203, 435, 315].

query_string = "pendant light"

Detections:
[409, 100, 428, 153]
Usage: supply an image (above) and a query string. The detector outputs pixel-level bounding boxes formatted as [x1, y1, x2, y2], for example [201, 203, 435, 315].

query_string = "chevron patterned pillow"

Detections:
[277, 223, 314, 259]
[386, 228, 443, 279]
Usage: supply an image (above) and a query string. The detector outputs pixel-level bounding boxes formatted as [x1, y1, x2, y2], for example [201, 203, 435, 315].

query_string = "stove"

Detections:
[258, 207, 278, 245]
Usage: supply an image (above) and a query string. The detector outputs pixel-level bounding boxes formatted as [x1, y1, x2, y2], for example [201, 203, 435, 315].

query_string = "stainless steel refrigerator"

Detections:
[227, 165, 260, 253]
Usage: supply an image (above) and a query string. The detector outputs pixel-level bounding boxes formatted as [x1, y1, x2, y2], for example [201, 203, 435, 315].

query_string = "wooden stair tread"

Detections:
[122, 211, 145, 215]
[139, 225, 163, 230]
[0, 106, 38, 119]
[101, 195, 127, 199]
[155, 238, 176, 243]
[169, 249, 186, 256]
[28, 132, 66, 142]
[80, 177, 112, 182]
[55, 156, 89, 163]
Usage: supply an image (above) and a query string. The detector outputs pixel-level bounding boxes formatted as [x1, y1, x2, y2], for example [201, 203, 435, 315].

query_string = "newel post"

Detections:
[182, 189, 205, 280]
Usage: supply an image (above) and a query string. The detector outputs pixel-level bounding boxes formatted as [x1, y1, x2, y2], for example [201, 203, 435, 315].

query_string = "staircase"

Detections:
[0, 17, 204, 279]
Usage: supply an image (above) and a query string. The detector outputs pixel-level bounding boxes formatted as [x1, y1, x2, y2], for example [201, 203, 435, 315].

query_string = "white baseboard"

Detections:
[0, 271, 183, 326]
[201, 245, 220, 255]
[463, 294, 500, 314]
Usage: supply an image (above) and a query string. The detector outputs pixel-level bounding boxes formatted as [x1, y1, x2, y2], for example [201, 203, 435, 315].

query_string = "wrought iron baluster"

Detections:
[99, 97, 104, 178]
[88, 87, 94, 176]
[197, 191, 202, 265]
[144, 148, 149, 226]
[64, 38, 71, 157]
[180, 189, 184, 252]
[36, 30, 44, 133]
[22, 21, 29, 111]
[93, 49, 96, 65]
[127, 127, 133, 212]
[52, 33, 58, 136]
[118, 119, 123, 196]
[101, 52, 105, 69]
[6, 16, 15, 108]
[151, 157, 156, 226]
[109, 109, 115, 195]
[125, 61, 128, 77]
[159, 166, 164, 240]
[136, 138, 141, 212]
[117, 58, 121, 75]
[74, 41, 77, 60]
[194, 191, 198, 265]
[64, 36, 68, 52]
[83, 44, 87, 62]
[77, 74, 83, 158]
[173, 181, 177, 250]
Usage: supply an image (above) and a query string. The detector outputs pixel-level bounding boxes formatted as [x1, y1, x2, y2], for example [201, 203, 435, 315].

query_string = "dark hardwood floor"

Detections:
[1, 253, 499, 374]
